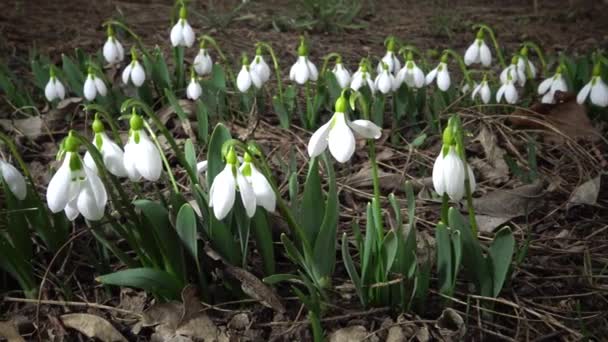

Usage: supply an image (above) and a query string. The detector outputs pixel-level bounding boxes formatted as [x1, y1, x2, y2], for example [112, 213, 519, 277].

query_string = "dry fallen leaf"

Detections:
[568, 175, 601, 207]
[329, 325, 368, 342]
[471, 125, 509, 185]
[509, 91, 600, 143]
[61, 313, 127, 342]
[0, 117, 44, 138]
[435, 308, 465, 341]
[0, 320, 25, 342]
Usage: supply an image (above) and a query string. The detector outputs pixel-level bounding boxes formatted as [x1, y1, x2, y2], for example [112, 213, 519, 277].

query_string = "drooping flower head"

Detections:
[237, 54, 262, 93]
[123, 111, 162, 182]
[47, 132, 108, 221]
[83, 66, 108, 102]
[464, 29, 492, 67]
[170, 5, 195, 48]
[577, 62, 608, 107]
[186, 69, 202, 100]
[250, 44, 271, 84]
[376, 36, 401, 74]
[44, 66, 66, 102]
[308, 94, 382, 163]
[102, 25, 125, 65]
[332, 57, 352, 89]
[375, 62, 398, 94]
[515, 46, 537, 85]
[538, 65, 568, 104]
[0, 159, 27, 201]
[122, 48, 146, 87]
[84, 115, 128, 177]
[289, 36, 318, 85]
[500, 55, 525, 87]
[496, 70, 519, 104]
[396, 51, 426, 89]
[194, 42, 213, 76]
[351, 59, 375, 94]
[209, 148, 256, 220]
[432, 117, 475, 201]
[426, 54, 451, 91]
[239, 152, 276, 213]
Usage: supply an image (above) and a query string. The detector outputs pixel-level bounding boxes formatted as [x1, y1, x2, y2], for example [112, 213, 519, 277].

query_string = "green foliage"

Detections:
[276, 0, 367, 32]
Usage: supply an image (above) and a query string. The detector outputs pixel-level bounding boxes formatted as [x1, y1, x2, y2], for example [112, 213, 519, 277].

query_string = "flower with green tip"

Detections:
[577, 64, 608, 107]
[250, 50, 271, 84]
[45, 69, 66, 102]
[84, 118, 127, 177]
[194, 48, 213, 76]
[432, 145, 475, 201]
[471, 79, 491, 104]
[186, 76, 202, 100]
[239, 153, 276, 213]
[351, 62, 375, 93]
[170, 6, 195, 47]
[496, 70, 518, 104]
[374, 62, 398, 94]
[308, 96, 382, 163]
[396, 58, 425, 89]
[0, 160, 27, 200]
[376, 37, 400, 74]
[426, 59, 451, 91]
[538, 67, 567, 104]
[103, 26, 125, 65]
[122, 52, 146, 87]
[237, 55, 262, 92]
[47, 134, 108, 221]
[464, 31, 492, 67]
[289, 38, 318, 85]
[83, 70, 107, 101]
[123, 113, 162, 182]
[209, 149, 256, 220]
[332, 61, 351, 89]
[500, 56, 525, 87]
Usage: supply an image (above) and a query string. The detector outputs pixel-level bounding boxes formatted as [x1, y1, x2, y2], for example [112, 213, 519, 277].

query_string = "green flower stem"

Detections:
[143, 121, 179, 194]
[473, 24, 506, 68]
[521, 41, 547, 73]
[199, 35, 236, 86]
[305, 81, 313, 129]
[451, 118, 478, 236]
[257, 42, 284, 101]
[398, 45, 427, 65]
[443, 49, 473, 86]
[309, 311, 324, 342]
[320, 52, 342, 76]
[441, 193, 449, 224]
[101, 20, 152, 60]
[84, 104, 122, 142]
[173, 46, 185, 90]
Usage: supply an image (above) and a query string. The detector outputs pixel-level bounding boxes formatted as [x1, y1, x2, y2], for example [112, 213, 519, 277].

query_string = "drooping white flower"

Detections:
[186, 77, 202, 100]
[496, 71, 518, 104]
[237, 57, 263, 93]
[0, 160, 27, 200]
[577, 65, 608, 107]
[123, 114, 162, 182]
[250, 53, 271, 84]
[122, 58, 146, 87]
[376, 38, 401, 74]
[103, 35, 125, 65]
[289, 56, 318, 85]
[170, 7, 195, 47]
[426, 61, 451, 91]
[239, 154, 276, 213]
[516, 56, 536, 84]
[83, 72, 108, 101]
[396, 59, 425, 89]
[308, 96, 382, 163]
[464, 38, 492, 67]
[471, 79, 491, 104]
[332, 62, 351, 89]
[209, 149, 256, 220]
[47, 146, 108, 221]
[44, 72, 66, 102]
[375, 63, 398, 94]
[432, 146, 476, 201]
[538, 68, 568, 104]
[83, 119, 127, 178]
[193, 48, 213, 76]
[500, 58, 526, 87]
[350, 64, 376, 94]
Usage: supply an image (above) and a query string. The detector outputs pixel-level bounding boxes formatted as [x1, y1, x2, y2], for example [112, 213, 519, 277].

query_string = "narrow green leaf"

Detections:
[195, 99, 209, 144]
[301, 157, 324, 244]
[184, 139, 197, 183]
[164, 88, 188, 120]
[61, 54, 85, 97]
[489, 227, 515, 297]
[97, 268, 182, 300]
[176, 203, 198, 262]
[341, 233, 365, 306]
[313, 153, 338, 280]
[252, 210, 276, 276]
[382, 230, 398, 278]
[263, 273, 299, 285]
[435, 222, 453, 295]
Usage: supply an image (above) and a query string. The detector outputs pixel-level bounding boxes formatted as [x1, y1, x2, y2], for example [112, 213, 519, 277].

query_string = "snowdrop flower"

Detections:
[396, 54, 425, 89]
[186, 74, 202, 100]
[426, 56, 451, 91]
[332, 60, 351, 89]
[538, 66, 568, 104]
[237, 55, 263, 93]
[375, 62, 398, 94]
[496, 71, 519, 104]
[122, 50, 146, 87]
[350, 62, 375, 94]
[83, 68, 108, 101]
[123, 113, 162, 182]
[464, 31, 492, 67]
[308, 96, 382, 163]
[376, 37, 401, 74]
[194, 47, 213, 76]
[289, 38, 318, 85]
[102, 26, 125, 65]
[432, 145, 476, 201]
[44, 68, 66, 102]
[577, 64, 608, 107]
[83, 117, 127, 177]
[250, 47, 271, 84]
[471, 78, 491, 104]
[46, 134, 108, 221]
[209, 148, 256, 220]
[170, 6, 195, 48]
[516, 55, 536, 84]
[239, 153, 276, 213]
[0, 160, 27, 200]
[500, 56, 526, 87]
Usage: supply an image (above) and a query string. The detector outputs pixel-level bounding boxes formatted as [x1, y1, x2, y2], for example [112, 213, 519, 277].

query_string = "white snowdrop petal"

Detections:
[590, 79, 608, 107]
[480, 43, 492, 67]
[55, 80, 66, 100]
[211, 166, 236, 220]
[250, 69, 263, 89]
[307, 59, 319, 81]
[123, 139, 142, 181]
[348, 120, 382, 139]
[443, 149, 466, 201]
[464, 43, 478, 66]
[481, 83, 491, 104]
[182, 21, 195, 47]
[308, 121, 331, 158]
[577, 82, 592, 104]
[135, 133, 162, 181]
[538, 77, 553, 95]
[432, 152, 446, 196]
[467, 165, 476, 194]
[237, 66, 252, 92]
[83, 151, 97, 174]
[505, 83, 518, 104]
[45, 80, 57, 101]
[496, 85, 506, 103]
[64, 199, 80, 221]
[294, 57, 309, 84]
[0, 161, 27, 200]
[170, 22, 182, 47]
[83, 76, 97, 101]
[77, 182, 104, 221]
[122, 64, 133, 85]
[100, 133, 127, 177]
[250, 166, 276, 212]
[131, 62, 146, 87]
[196, 161, 208, 175]
[471, 84, 482, 100]
[46, 159, 72, 213]
[425, 68, 438, 85]
[94, 78, 107, 96]
[237, 172, 257, 218]
[103, 38, 117, 64]
[437, 68, 451, 91]
[328, 114, 355, 163]
[413, 67, 425, 88]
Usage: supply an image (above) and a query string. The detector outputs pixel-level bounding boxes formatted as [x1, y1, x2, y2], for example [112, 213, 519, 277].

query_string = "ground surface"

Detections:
[1, 0, 608, 341]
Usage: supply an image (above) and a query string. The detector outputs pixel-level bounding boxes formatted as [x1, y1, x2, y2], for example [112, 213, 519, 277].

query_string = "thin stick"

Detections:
[4, 297, 141, 318]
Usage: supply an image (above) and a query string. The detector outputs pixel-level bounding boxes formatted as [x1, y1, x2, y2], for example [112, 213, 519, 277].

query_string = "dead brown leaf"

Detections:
[329, 325, 368, 342]
[470, 125, 509, 185]
[435, 308, 465, 341]
[0, 117, 44, 138]
[61, 313, 127, 342]
[568, 175, 601, 207]
[0, 320, 25, 342]
[509, 91, 600, 143]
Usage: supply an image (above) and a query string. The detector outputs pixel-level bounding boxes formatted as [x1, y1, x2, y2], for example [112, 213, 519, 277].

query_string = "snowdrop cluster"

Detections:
[209, 149, 276, 220]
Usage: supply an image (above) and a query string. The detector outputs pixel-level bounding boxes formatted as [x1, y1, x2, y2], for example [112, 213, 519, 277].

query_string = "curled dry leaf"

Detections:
[329, 325, 368, 342]
[0, 320, 25, 342]
[435, 308, 465, 341]
[508, 91, 600, 144]
[61, 313, 127, 342]
[568, 175, 601, 207]
[0, 117, 44, 139]
[470, 125, 509, 185]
